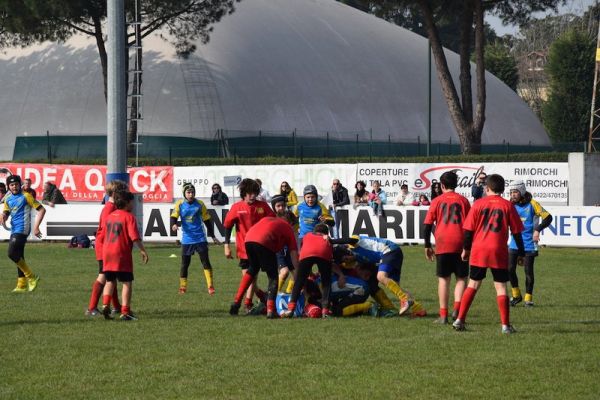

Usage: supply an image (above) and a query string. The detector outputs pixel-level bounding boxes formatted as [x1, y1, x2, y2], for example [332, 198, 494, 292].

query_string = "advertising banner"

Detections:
[6, 204, 596, 248]
[356, 162, 569, 206]
[173, 164, 357, 203]
[0, 163, 173, 203]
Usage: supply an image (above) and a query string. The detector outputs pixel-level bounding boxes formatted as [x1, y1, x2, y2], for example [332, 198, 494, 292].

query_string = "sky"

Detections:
[487, 0, 598, 36]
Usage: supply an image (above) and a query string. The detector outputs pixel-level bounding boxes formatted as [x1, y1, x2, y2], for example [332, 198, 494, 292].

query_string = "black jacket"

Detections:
[332, 186, 350, 207]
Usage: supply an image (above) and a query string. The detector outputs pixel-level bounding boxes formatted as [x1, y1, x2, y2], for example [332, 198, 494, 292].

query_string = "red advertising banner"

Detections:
[0, 163, 173, 202]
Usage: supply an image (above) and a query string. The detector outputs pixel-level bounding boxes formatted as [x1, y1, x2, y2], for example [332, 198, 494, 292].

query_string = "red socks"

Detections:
[497, 295, 510, 325]
[266, 300, 275, 315]
[439, 308, 448, 318]
[111, 286, 121, 311]
[235, 273, 255, 304]
[287, 301, 296, 312]
[453, 301, 460, 313]
[89, 280, 104, 310]
[102, 294, 112, 308]
[122, 305, 130, 316]
[457, 287, 477, 321]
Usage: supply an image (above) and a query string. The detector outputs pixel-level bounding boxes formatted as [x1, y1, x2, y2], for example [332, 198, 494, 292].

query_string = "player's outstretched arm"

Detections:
[134, 240, 149, 264]
[33, 206, 46, 238]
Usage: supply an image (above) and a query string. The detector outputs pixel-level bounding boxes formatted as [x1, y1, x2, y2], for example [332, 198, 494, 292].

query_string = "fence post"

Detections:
[506, 142, 510, 161]
[47, 130, 52, 163]
[449, 137, 452, 155]
[417, 136, 420, 156]
[388, 135, 391, 157]
[258, 130, 262, 158]
[326, 131, 329, 158]
[234, 147, 237, 165]
[300, 145, 304, 163]
[293, 128, 296, 159]
[437, 142, 441, 161]
[356, 134, 359, 158]
[168, 146, 172, 165]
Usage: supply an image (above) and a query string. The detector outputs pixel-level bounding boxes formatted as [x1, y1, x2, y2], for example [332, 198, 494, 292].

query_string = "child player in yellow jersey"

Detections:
[0, 175, 46, 292]
[171, 183, 220, 295]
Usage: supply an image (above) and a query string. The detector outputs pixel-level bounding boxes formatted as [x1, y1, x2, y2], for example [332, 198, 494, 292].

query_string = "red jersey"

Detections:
[299, 232, 332, 261]
[95, 201, 117, 261]
[102, 209, 141, 273]
[463, 195, 524, 269]
[245, 217, 297, 253]
[424, 191, 471, 254]
[223, 200, 275, 259]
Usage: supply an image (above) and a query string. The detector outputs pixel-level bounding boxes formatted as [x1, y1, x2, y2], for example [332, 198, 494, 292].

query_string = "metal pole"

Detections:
[427, 39, 432, 156]
[46, 130, 52, 163]
[588, 20, 600, 152]
[107, 0, 129, 183]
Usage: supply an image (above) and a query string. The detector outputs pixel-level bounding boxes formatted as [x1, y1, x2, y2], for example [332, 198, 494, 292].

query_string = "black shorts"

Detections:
[245, 242, 278, 277]
[436, 253, 468, 278]
[276, 247, 294, 271]
[469, 266, 508, 283]
[104, 271, 134, 282]
[182, 242, 208, 256]
[239, 258, 250, 270]
[8, 233, 28, 259]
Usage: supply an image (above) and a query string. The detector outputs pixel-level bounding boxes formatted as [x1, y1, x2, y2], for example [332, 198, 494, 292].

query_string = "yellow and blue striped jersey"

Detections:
[3, 191, 42, 235]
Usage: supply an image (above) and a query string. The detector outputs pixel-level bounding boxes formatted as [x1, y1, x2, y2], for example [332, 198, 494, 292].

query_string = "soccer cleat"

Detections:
[208, 286, 215, 295]
[85, 308, 101, 317]
[451, 309, 459, 320]
[368, 302, 380, 317]
[229, 302, 241, 316]
[380, 309, 397, 318]
[452, 319, 466, 331]
[433, 317, 448, 325]
[524, 301, 534, 307]
[27, 275, 40, 292]
[280, 310, 294, 318]
[398, 299, 414, 316]
[321, 308, 333, 319]
[111, 307, 121, 317]
[178, 286, 187, 295]
[266, 311, 277, 319]
[249, 302, 266, 316]
[12, 286, 28, 293]
[502, 324, 516, 334]
[120, 313, 138, 321]
[102, 305, 113, 320]
[510, 296, 523, 307]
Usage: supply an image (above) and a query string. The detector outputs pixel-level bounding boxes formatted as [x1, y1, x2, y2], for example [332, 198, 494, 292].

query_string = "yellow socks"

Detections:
[179, 277, 188, 289]
[278, 277, 285, 292]
[285, 279, 294, 294]
[16, 277, 27, 289]
[17, 259, 34, 279]
[385, 280, 410, 303]
[524, 293, 532, 302]
[203, 269, 213, 289]
[372, 289, 395, 310]
[342, 302, 371, 316]
[512, 287, 522, 298]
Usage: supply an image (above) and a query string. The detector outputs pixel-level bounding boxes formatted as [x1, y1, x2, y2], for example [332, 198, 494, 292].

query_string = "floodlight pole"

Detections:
[587, 19, 600, 153]
[107, 0, 129, 183]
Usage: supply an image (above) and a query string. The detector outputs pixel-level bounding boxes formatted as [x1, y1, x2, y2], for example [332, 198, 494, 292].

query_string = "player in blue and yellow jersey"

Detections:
[170, 183, 219, 295]
[0, 175, 46, 292]
[293, 185, 333, 245]
[507, 180, 553, 307]
[345, 235, 426, 317]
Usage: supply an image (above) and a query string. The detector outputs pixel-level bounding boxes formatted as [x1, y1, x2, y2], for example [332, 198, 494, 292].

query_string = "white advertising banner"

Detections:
[173, 164, 357, 204]
[4, 204, 597, 248]
[356, 162, 569, 206]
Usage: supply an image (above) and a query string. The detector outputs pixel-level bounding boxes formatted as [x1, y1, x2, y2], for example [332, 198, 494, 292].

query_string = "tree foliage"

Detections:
[341, 0, 565, 154]
[542, 29, 595, 144]
[481, 42, 518, 90]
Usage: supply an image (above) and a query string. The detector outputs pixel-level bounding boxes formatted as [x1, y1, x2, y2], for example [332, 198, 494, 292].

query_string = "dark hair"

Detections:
[0, 182, 6, 193]
[400, 184, 408, 190]
[239, 178, 260, 198]
[486, 174, 505, 194]
[212, 183, 221, 191]
[354, 180, 367, 197]
[355, 180, 366, 190]
[313, 223, 329, 235]
[440, 171, 458, 190]
[280, 181, 291, 195]
[114, 191, 134, 209]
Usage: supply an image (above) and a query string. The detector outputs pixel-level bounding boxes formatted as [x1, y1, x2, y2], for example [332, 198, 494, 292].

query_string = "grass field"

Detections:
[1, 243, 599, 399]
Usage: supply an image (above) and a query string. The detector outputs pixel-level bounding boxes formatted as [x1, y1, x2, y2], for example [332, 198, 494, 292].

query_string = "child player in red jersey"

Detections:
[280, 223, 345, 318]
[454, 174, 525, 334]
[100, 191, 149, 321]
[229, 216, 299, 318]
[423, 171, 471, 324]
[85, 180, 128, 316]
[223, 178, 275, 313]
